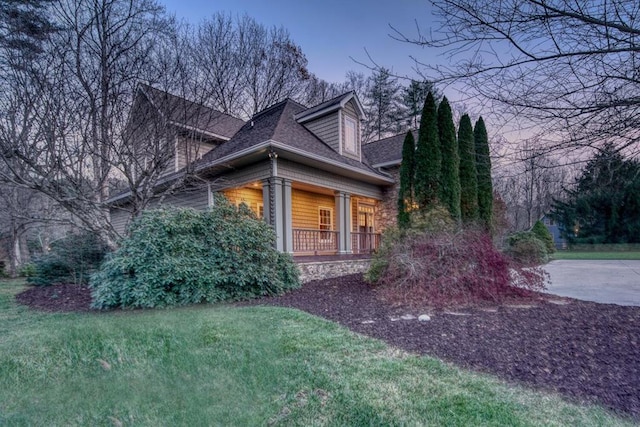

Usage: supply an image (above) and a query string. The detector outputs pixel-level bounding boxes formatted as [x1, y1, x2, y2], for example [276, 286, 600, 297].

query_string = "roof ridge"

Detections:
[138, 83, 244, 123]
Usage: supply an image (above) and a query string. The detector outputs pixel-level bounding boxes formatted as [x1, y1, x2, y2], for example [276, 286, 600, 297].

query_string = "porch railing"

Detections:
[292, 229, 381, 254]
[351, 232, 381, 254]
[293, 229, 338, 253]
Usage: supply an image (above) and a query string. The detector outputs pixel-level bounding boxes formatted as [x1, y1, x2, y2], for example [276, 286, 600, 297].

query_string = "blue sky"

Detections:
[160, 0, 437, 84]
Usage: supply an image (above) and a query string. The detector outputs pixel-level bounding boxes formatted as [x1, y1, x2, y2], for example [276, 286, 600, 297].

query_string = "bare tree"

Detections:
[0, 0, 172, 248]
[396, 0, 640, 157]
[494, 145, 571, 231]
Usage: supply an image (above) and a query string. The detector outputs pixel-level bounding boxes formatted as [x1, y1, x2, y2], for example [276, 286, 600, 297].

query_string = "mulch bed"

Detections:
[15, 276, 640, 421]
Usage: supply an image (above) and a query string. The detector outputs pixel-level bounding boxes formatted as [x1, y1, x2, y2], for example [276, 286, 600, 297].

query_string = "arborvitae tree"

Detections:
[414, 91, 440, 209]
[458, 114, 479, 223]
[474, 117, 493, 230]
[437, 96, 461, 221]
[397, 131, 416, 228]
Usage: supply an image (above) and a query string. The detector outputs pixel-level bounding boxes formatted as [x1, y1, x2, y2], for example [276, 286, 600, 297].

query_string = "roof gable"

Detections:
[200, 98, 390, 181]
[294, 91, 366, 123]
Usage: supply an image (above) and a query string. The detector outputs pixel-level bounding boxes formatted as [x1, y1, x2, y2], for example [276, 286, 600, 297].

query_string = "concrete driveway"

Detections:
[543, 260, 640, 306]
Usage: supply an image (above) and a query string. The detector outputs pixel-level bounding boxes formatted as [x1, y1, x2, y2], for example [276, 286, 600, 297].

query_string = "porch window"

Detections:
[318, 207, 333, 240]
[344, 116, 357, 154]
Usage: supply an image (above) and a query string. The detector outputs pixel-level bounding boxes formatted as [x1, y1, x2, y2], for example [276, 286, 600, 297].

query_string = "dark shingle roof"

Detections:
[141, 84, 245, 139]
[362, 130, 417, 167]
[201, 98, 387, 178]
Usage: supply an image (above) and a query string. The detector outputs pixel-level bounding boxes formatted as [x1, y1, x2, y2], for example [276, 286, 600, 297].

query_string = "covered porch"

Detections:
[223, 180, 382, 256]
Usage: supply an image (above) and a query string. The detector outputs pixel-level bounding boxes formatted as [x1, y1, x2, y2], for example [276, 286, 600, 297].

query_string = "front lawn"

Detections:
[0, 279, 633, 426]
[553, 251, 640, 260]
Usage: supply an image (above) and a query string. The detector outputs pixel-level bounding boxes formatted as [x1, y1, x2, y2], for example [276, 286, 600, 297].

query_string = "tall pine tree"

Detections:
[474, 117, 493, 230]
[414, 92, 440, 210]
[397, 131, 416, 228]
[458, 114, 479, 223]
[363, 67, 405, 142]
[437, 96, 461, 220]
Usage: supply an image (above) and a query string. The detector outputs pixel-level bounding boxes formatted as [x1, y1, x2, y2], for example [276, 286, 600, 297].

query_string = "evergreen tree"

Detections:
[363, 67, 405, 142]
[397, 131, 416, 228]
[402, 80, 435, 129]
[474, 117, 493, 230]
[414, 92, 440, 209]
[458, 114, 479, 223]
[437, 96, 461, 220]
[551, 144, 640, 244]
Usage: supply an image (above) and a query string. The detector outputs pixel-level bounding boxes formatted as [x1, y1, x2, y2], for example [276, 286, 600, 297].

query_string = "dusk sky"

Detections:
[160, 0, 439, 85]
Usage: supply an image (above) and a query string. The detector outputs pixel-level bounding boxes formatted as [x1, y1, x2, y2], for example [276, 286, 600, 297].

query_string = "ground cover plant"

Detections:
[4, 279, 634, 426]
[90, 200, 299, 309]
[367, 227, 546, 308]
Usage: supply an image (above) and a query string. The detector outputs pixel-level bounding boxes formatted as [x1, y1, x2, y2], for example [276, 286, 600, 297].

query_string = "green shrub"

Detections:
[27, 232, 110, 286]
[531, 220, 555, 253]
[507, 231, 549, 265]
[90, 199, 300, 309]
[19, 263, 36, 278]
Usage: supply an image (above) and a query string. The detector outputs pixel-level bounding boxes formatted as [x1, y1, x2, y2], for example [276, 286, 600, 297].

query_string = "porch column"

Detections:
[335, 191, 352, 254]
[272, 178, 284, 252]
[263, 177, 292, 253]
[282, 179, 293, 253]
[344, 193, 352, 254]
[261, 179, 271, 225]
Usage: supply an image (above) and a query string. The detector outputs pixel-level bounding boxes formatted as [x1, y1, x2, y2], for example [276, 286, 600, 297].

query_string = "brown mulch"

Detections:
[15, 276, 640, 420]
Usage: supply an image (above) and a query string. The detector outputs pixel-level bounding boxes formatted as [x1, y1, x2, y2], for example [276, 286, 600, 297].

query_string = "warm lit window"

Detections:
[344, 116, 357, 154]
[319, 207, 333, 241]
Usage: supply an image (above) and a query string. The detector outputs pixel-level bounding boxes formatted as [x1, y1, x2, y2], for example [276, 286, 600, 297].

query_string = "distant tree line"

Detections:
[551, 144, 640, 245]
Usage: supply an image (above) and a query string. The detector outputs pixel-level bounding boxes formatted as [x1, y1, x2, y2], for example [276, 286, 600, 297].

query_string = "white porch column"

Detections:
[335, 191, 352, 254]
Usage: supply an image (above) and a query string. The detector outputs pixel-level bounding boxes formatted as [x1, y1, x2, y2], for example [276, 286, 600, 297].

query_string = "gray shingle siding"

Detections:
[303, 111, 340, 152]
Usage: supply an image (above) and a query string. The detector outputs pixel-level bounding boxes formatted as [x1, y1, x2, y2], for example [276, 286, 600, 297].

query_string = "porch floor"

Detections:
[293, 253, 373, 263]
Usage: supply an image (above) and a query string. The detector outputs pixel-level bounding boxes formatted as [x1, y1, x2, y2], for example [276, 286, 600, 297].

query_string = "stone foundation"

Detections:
[297, 259, 372, 283]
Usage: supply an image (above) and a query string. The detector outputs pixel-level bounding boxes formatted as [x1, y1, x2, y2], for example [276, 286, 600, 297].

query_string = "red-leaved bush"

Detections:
[372, 229, 547, 308]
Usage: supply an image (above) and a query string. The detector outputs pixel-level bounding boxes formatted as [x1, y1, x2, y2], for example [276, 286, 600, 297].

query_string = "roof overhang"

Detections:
[107, 138, 395, 206]
[198, 139, 395, 185]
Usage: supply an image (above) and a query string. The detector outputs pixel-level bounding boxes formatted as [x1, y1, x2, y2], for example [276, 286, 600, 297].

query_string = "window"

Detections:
[344, 116, 357, 154]
[319, 207, 333, 241]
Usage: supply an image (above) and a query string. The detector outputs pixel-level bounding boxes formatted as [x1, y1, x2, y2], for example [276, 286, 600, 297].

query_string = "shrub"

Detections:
[19, 263, 36, 278]
[531, 220, 555, 253]
[507, 231, 549, 265]
[27, 232, 110, 286]
[90, 200, 300, 309]
[369, 229, 546, 309]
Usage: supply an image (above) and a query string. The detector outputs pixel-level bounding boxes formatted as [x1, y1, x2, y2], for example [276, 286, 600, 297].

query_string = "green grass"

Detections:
[0, 279, 634, 426]
[553, 251, 640, 260]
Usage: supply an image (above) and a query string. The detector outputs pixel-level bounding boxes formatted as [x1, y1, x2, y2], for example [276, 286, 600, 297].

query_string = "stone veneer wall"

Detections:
[376, 165, 400, 233]
[297, 259, 372, 283]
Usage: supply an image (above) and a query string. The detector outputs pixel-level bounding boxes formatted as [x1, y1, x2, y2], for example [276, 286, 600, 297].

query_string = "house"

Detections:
[541, 214, 568, 250]
[109, 86, 406, 258]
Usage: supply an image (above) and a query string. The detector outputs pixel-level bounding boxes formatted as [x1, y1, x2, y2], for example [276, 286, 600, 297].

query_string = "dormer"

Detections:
[295, 92, 366, 162]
